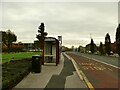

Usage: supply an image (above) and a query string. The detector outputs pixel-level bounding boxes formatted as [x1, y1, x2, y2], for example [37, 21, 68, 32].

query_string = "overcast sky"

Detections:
[2, 2, 118, 48]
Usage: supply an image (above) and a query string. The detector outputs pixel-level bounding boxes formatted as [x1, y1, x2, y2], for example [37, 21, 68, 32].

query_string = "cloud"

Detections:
[1, 0, 119, 2]
[2, 2, 118, 47]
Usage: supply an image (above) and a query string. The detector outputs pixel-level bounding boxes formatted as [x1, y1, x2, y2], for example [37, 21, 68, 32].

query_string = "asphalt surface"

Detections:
[44, 54, 75, 89]
[73, 52, 119, 68]
[67, 52, 120, 90]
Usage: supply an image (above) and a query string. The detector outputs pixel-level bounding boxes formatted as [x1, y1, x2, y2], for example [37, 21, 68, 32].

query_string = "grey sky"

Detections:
[2, 2, 118, 47]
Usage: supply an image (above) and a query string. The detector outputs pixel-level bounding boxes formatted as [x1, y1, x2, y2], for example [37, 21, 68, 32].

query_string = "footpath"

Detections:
[13, 53, 88, 89]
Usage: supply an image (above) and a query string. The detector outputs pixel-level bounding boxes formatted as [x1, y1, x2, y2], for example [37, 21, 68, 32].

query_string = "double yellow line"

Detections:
[64, 53, 94, 90]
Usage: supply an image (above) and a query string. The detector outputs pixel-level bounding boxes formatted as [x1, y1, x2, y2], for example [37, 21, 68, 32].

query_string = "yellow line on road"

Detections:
[75, 61, 94, 90]
[64, 53, 95, 90]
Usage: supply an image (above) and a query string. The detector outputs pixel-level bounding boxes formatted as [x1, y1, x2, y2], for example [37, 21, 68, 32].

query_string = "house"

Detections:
[111, 42, 116, 53]
[79, 46, 86, 53]
[85, 42, 117, 54]
[13, 43, 34, 51]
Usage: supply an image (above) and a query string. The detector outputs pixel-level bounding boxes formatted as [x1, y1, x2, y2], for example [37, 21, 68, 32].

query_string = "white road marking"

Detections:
[81, 55, 120, 69]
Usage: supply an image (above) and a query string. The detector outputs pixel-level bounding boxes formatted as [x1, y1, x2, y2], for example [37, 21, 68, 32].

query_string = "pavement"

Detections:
[13, 53, 88, 89]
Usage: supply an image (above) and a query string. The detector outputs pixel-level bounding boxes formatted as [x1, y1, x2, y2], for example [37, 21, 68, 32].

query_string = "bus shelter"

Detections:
[43, 37, 59, 66]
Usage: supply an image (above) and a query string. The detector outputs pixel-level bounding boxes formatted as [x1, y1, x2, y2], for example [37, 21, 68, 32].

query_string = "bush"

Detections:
[2, 59, 32, 90]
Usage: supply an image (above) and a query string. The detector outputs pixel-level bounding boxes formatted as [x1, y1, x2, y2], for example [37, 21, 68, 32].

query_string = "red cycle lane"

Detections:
[67, 53, 119, 90]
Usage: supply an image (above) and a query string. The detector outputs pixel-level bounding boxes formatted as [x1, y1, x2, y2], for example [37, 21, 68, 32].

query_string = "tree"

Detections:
[75, 48, 78, 52]
[36, 23, 47, 49]
[71, 46, 74, 51]
[90, 38, 95, 53]
[78, 46, 81, 52]
[105, 33, 111, 55]
[116, 24, 120, 56]
[99, 42, 104, 55]
[36, 22, 47, 65]
[2, 30, 17, 53]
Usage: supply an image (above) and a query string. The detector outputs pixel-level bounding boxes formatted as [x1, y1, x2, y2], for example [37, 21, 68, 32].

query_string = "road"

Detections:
[66, 52, 120, 90]
[73, 52, 119, 68]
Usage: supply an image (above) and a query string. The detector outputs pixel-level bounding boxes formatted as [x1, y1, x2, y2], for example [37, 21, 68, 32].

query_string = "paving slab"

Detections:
[13, 53, 88, 89]
[65, 71, 88, 89]
[14, 54, 64, 89]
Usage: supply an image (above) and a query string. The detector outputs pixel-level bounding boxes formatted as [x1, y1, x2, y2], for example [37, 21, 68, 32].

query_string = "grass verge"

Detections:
[2, 52, 41, 63]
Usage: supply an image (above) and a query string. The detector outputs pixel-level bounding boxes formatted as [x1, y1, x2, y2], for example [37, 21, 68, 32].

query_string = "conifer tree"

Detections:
[105, 33, 111, 55]
[116, 24, 120, 56]
[90, 38, 95, 53]
[99, 42, 104, 55]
